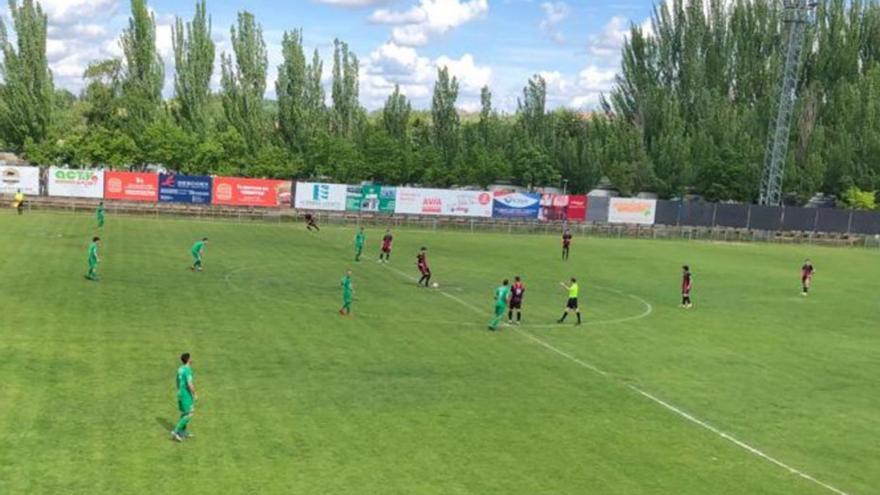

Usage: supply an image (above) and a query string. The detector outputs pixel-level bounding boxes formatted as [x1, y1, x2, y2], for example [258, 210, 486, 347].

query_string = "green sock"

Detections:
[174, 413, 191, 433]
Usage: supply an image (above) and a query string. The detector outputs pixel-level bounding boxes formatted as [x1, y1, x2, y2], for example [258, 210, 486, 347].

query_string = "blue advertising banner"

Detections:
[492, 191, 541, 219]
[159, 174, 212, 204]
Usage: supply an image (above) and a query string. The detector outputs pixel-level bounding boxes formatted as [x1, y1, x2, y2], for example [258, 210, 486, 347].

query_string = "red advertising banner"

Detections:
[104, 171, 159, 201]
[212, 177, 291, 207]
[568, 195, 587, 221]
[539, 194, 587, 222]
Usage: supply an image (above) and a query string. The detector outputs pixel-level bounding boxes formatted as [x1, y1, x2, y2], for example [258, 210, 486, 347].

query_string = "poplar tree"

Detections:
[172, 0, 214, 134]
[220, 11, 268, 154]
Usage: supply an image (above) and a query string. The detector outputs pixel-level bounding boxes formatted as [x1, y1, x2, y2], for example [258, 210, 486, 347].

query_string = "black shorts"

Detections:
[566, 298, 578, 309]
[382, 246, 391, 253]
[682, 289, 691, 297]
[509, 299, 522, 310]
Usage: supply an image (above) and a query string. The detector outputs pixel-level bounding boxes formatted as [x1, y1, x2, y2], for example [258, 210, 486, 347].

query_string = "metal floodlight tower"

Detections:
[759, 0, 817, 206]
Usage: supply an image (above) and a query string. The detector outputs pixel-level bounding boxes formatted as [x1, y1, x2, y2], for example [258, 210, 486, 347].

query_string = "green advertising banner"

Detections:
[360, 185, 381, 212]
[379, 186, 396, 213]
[345, 185, 363, 211]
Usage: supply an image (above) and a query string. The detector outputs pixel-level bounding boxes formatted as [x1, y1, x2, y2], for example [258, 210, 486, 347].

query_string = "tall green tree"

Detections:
[120, 0, 164, 137]
[220, 11, 268, 155]
[330, 39, 359, 138]
[517, 74, 547, 146]
[430, 66, 460, 179]
[172, 0, 214, 135]
[276, 29, 308, 153]
[0, 0, 54, 151]
[382, 84, 411, 141]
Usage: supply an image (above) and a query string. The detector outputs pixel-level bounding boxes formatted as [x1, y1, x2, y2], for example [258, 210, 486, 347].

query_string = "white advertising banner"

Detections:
[294, 182, 347, 211]
[48, 167, 105, 198]
[0, 166, 40, 195]
[394, 187, 493, 218]
[608, 198, 657, 225]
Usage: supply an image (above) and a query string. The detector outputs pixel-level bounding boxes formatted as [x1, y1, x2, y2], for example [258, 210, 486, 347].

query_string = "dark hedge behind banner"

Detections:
[587, 197, 609, 223]
[748, 205, 782, 230]
[654, 200, 681, 226]
[782, 207, 819, 232]
[714, 203, 750, 228]
[816, 208, 852, 233]
[680, 201, 714, 227]
[851, 211, 880, 235]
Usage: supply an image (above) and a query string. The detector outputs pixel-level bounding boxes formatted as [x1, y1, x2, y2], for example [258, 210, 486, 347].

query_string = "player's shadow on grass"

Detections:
[155, 416, 175, 432]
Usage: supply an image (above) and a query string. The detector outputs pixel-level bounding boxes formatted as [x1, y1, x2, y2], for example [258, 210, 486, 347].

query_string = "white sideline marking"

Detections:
[381, 263, 851, 495]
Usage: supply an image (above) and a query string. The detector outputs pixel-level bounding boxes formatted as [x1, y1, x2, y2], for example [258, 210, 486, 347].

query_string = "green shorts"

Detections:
[178, 397, 194, 414]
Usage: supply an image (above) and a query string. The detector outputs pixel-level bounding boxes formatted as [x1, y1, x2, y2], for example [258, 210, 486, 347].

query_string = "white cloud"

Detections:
[539, 65, 617, 109]
[539, 1, 570, 43]
[360, 41, 492, 110]
[371, 0, 489, 47]
[588, 16, 630, 58]
[40, 0, 120, 26]
[315, 0, 392, 6]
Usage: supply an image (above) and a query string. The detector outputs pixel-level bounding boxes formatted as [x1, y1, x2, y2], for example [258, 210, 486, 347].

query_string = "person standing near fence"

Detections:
[96, 201, 105, 228]
[562, 229, 572, 260]
[86, 237, 101, 281]
[13, 189, 24, 215]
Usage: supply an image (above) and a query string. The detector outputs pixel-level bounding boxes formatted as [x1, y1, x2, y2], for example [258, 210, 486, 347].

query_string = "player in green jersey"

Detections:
[96, 201, 105, 228]
[85, 237, 100, 281]
[171, 352, 197, 442]
[339, 269, 354, 316]
[190, 238, 208, 271]
[488, 279, 511, 331]
[557, 277, 582, 325]
[354, 227, 366, 262]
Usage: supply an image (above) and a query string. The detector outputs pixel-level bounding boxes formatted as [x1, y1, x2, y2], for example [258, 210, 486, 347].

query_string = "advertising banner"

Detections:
[159, 174, 212, 204]
[212, 177, 290, 207]
[294, 182, 347, 211]
[492, 191, 541, 219]
[567, 195, 587, 221]
[0, 166, 40, 195]
[104, 171, 159, 201]
[379, 186, 396, 213]
[608, 198, 657, 225]
[539, 194, 587, 222]
[359, 185, 382, 213]
[345, 185, 363, 211]
[394, 187, 493, 218]
[48, 167, 105, 198]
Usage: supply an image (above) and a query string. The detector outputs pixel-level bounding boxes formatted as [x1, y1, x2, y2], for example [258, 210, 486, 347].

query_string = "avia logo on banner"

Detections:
[422, 197, 442, 214]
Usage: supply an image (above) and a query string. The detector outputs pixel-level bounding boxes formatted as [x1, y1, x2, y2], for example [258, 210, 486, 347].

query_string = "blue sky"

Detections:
[2, 0, 658, 111]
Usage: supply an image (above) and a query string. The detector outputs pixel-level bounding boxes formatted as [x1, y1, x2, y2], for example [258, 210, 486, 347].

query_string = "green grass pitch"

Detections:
[0, 212, 878, 494]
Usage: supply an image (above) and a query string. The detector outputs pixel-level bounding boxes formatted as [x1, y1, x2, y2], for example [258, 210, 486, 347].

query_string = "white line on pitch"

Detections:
[381, 263, 850, 495]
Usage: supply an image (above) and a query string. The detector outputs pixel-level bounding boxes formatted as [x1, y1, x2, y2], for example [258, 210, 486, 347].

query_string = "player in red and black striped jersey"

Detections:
[304, 213, 319, 231]
[417, 247, 432, 287]
[681, 265, 693, 308]
[508, 276, 526, 324]
[562, 229, 573, 260]
[379, 229, 393, 263]
[801, 259, 815, 296]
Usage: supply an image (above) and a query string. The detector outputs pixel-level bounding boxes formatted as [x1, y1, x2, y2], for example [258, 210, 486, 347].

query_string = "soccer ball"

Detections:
[431, 282, 439, 288]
